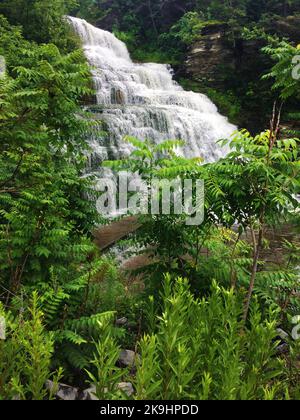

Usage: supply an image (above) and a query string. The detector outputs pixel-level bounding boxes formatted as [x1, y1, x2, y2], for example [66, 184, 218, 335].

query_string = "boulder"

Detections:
[45, 380, 79, 401]
[118, 349, 140, 368]
[117, 382, 134, 397]
[80, 385, 99, 401]
[276, 343, 289, 355]
[116, 317, 128, 326]
[80, 382, 134, 399]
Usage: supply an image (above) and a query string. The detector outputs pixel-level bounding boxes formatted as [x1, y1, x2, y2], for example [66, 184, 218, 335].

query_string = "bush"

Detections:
[135, 276, 285, 400]
[0, 292, 62, 400]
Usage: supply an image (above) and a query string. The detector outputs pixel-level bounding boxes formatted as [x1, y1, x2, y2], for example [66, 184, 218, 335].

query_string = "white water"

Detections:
[68, 16, 236, 163]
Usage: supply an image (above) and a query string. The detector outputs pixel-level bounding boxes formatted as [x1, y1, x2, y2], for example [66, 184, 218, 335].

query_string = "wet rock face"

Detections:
[185, 24, 234, 86]
[184, 24, 270, 131]
[271, 16, 300, 43]
[111, 87, 125, 105]
[185, 16, 300, 89]
[185, 23, 267, 89]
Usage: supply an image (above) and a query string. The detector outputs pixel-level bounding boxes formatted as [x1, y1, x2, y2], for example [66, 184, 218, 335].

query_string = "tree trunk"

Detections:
[242, 226, 263, 322]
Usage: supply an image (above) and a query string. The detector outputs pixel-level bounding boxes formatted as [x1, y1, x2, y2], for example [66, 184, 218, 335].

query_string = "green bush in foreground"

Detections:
[135, 276, 287, 400]
[0, 293, 62, 400]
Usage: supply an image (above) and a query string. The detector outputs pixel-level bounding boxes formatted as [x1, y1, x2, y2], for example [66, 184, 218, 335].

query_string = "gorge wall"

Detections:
[185, 16, 300, 131]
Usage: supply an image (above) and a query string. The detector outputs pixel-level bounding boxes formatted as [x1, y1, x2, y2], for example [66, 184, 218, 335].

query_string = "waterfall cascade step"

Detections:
[68, 16, 236, 163]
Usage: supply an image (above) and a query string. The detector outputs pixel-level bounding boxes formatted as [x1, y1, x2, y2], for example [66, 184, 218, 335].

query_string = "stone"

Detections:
[272, 16, 300, 43]
[80, 385, 99, 401]
[274, 328, 290, 356]
[118, 349, 140, 368]
[45, 380, 79, 401]
[111, 87, 125, 105]
[79, 382, 134, 399]
[116, 317, 128, 326]
[117, 382, 134, 397]
[276, 343, 289, 356]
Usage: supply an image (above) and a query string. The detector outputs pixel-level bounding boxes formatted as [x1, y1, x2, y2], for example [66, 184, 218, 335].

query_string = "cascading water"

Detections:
[68, 16, 236, 165]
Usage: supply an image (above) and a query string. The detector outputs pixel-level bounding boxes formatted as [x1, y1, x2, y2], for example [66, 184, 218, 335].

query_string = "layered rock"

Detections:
[185, 16, 300, 89]
[185, 23, 234, 86]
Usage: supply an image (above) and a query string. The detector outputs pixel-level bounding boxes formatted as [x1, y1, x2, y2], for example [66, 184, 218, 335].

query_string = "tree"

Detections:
[208, 128, 299, 320]
[263, 41, 300, 137]
[0, 0, 78, 49]
[263, 41, 300, 100]
[0, 20, 97, 295]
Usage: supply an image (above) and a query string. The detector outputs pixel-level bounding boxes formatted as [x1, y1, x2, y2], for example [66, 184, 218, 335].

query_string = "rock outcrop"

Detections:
[271, 16, 300, 43]
[185, 16, 300, 89]
[185, 23, 234, 86]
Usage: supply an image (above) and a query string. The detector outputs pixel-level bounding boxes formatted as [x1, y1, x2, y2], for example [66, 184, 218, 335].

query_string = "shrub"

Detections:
[0, 292, 62, 400]
[135, 276, 285, 400]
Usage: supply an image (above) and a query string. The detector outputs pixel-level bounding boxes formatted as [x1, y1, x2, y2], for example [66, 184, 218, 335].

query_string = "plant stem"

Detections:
[243, 225, 263, 322]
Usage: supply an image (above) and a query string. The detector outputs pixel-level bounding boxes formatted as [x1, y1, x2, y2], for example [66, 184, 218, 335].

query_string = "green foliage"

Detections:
[0, 26, 98, 294]
[85, 313, 125, 399]
[134, 276, 285, 400]
[207, 130, 299, 228]
[283, 112, 300, 138]
[26, 257, 126, 374]
[206, 129, 299, 319]
[107, 130, 299, 325]
[104, 137, 203, 285]
[164, 12, 207, 45]
[0, 293, 62, 400]
[73, 0, 106, 23]
[263, 42, 300, 100]
[0, 14, 124, 386]
[0, 0, 79, 50]
[254, 239, 300, 320]
[56, 311, 123, 372]
[135, 334, 161, 400]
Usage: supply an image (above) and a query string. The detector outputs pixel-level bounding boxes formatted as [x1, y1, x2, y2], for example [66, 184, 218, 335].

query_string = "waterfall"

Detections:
[68, 16, 236, 164]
